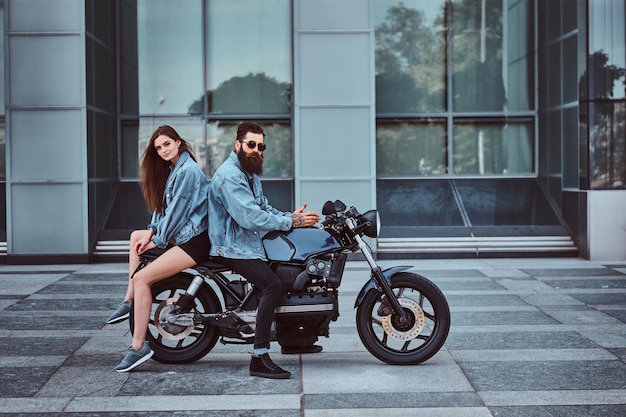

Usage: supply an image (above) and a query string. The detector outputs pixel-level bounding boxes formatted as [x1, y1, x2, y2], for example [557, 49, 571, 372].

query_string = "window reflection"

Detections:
[590, 103, 626, 188]
[455, 179, 560, 226]
[376, 121, 447, 175]
[374, 1, 539, 234]
[0, 121, 4, 181]
[584, 0, 626, 189]
[377, 178, 561, 235]
[590, 0, 626, 100]
[451, 0, 534, 112]
[136, 0, 203, 116]
[205, 0, 291, 114]
[377, 179, 464, 228]
[453, 121, 533, 175]
[0, 1, 5, 241]
[0, 1, 4, 114]
[374, 0, 446, 113]
[374, 0, 535, 178]
[120, 0, 293, 179]
[452, 0, 506, 112]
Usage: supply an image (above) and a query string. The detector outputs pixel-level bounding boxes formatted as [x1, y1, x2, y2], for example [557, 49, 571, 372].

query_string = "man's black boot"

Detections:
[250, 353, 291, 379]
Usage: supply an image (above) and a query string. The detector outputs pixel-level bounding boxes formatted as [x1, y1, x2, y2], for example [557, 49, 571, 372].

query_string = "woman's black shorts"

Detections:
[178, 231, 211, 264]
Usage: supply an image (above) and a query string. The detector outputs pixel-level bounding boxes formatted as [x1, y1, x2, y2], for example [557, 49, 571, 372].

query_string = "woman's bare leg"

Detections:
[124, 229, 153, 302]
[130, 246, 196, 350]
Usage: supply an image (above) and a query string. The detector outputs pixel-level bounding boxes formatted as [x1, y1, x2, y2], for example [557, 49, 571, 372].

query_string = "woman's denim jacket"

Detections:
[208, 152, 291, 260]
[148, 151, 209, 248]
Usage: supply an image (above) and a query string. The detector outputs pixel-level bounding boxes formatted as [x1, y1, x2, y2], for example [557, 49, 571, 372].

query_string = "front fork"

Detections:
[352, 230, 408, 323]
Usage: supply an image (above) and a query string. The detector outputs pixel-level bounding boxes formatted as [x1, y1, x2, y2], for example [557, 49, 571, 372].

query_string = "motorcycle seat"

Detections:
[139, 248, 231, 273]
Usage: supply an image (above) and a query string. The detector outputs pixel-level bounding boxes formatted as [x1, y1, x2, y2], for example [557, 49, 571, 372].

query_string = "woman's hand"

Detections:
[133, 229, 155, 255]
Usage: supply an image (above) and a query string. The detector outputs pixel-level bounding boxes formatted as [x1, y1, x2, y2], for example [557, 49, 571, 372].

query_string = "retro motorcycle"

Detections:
[130, 200, 450, 365]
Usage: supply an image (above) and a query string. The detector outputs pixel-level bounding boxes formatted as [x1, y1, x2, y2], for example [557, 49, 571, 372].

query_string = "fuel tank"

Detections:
[262, 228, 340, 262]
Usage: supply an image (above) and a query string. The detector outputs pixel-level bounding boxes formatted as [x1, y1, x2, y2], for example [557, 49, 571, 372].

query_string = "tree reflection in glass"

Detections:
[375, 1, 446, 113]
[581, 51, 626, 189]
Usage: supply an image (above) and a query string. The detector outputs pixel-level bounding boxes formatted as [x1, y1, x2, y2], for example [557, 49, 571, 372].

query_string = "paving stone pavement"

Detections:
[1, 257, 625, 416]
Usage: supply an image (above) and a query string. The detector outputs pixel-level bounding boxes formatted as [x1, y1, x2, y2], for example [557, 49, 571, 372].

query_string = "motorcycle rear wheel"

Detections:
[356, 272, 450, 365]
[130, 272, 221, 364]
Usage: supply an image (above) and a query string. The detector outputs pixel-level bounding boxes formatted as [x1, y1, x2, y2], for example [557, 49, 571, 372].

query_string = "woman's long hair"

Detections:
[140, 125, 197, 213]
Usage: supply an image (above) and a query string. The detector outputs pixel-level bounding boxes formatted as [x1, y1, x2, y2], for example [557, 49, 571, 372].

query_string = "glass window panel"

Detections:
[546, 0, 561, 41]
[455, 179, 561, 226]
[121, 121, 139, 178]
[547, 111, 562, 174]
[377, 179, 464, 228]
[94, 42, 116, 113]
[261, 180, 294, 212]
[562, 0, 578, 35]
[122, 118, 206, 178]
[0, 2, 4, 114]
[589, 0, 626, 100]
[453, 121, 533, 175]
[374, 0, 446, 113]
[453, 0, 527, 112]
[506, 0, 534, 111]
[206, 121, 292, 178]
[507, 58, 533, 111]
[206, 0, 291, 114]
[590, 102, 626, 189]
[102, 182, 152, 237]
[0, 0, 4, 228]
[120, 0, 138, 115]
[545, 42, 562, 107]
[0, 183, 5, 239]
[0, 121, 5, 180]
[376, 121, 447, 176]
[137, 0, 203, 115]
[579, 104, 589, 189]
[562, 35, 578, 103]
[563, 107, 579, 188]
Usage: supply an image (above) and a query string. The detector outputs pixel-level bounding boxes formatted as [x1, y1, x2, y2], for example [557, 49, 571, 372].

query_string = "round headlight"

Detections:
[360, 209, 380, 238]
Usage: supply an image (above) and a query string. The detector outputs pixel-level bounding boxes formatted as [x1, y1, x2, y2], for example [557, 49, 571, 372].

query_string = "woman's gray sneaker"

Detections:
[106, 301, 131, 324]
[114, 341, 153, 373]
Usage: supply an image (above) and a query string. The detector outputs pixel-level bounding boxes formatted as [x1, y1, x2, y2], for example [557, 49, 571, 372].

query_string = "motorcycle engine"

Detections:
[273, 252, 347, 292]
[271, 253, 346, 349]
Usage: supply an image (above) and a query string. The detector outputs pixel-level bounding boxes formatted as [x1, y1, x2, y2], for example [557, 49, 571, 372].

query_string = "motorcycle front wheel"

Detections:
[130, 272, 221, 364]
[356, 272, 450, 365]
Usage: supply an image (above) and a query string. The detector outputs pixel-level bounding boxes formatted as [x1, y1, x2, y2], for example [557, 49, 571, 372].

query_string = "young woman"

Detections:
[110, 125, 210, 372]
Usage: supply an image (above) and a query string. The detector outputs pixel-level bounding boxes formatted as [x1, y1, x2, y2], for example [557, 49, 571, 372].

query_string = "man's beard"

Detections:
[237, 148, 263, 175]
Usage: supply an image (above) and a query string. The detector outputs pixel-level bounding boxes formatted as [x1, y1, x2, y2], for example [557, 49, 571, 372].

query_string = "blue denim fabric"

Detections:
[208, 152, 292, 260]
[148, 151, 209, 248]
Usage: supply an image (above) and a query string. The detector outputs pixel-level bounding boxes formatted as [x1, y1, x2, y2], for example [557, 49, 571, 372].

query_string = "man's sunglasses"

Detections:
[239, 140, 266, 151]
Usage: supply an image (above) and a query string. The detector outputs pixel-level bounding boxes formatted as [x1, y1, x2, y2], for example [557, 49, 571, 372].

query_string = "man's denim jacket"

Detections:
[148, 151, 209, 248]
[208, 152, 292, 260]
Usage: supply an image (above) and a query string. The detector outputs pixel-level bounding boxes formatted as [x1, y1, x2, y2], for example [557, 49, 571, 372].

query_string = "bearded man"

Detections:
[208, 121, 320, 379]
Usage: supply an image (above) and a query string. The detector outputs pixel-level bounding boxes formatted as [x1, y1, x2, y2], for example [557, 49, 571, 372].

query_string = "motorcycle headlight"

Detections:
[360, 209, 380, 238]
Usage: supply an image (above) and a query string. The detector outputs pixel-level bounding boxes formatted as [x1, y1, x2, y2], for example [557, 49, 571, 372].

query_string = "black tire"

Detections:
[356, 272, 450, 365]
[130, 273, 221, 364]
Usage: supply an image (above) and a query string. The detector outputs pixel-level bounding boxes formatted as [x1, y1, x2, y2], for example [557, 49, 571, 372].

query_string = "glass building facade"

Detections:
[1, 0, 625, 262]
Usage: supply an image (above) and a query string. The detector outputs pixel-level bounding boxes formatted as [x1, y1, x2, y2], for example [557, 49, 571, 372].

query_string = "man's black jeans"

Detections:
[213, 257, 282, 350]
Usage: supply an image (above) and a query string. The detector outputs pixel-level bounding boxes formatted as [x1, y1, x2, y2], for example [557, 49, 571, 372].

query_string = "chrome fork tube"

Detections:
[348, 218, 407, 322]
[186, 276, 204, 296]
[176, 275, 204, 312]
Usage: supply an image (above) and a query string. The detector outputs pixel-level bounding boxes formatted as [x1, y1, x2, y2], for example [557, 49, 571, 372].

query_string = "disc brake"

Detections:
[155, 297, 196, 340]
[380, 297, 425, 340]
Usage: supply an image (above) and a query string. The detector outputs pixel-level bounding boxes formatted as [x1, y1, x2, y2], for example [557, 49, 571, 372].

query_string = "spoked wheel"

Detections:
[356, 272, 450, 365]
[130, 273, 221, 364]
